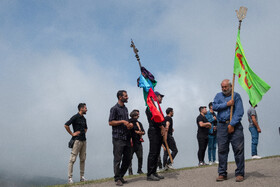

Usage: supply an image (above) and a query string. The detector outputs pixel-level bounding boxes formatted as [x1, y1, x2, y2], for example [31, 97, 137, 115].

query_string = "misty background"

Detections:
[0, 0, 279, 186]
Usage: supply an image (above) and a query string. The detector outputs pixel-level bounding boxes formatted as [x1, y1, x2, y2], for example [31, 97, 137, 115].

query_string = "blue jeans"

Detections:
[217, 122, 244, 177]
[249, 126, 259, 156]
[208, 135, 217, 162]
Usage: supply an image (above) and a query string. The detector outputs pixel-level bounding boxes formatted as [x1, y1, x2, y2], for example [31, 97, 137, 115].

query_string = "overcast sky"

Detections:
[0, 0, 279, 182]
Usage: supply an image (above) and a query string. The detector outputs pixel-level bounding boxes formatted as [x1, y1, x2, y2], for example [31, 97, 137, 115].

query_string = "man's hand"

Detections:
[257, 128, 262, 133]
[227, 99, 234, 106]
[228, 124, 234, 134]
[207, 122, 212, 129]
[125, 122, 133, 130]
[72, 131, 81, 136]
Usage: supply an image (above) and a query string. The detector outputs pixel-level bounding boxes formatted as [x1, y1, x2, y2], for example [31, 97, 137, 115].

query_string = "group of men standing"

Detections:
[63, 78, 262, 185]
[108, 90, 177, 185]
[196, 79, 262, 183]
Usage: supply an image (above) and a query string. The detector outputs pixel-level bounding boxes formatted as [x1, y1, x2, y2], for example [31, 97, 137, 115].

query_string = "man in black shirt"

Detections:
[109, 90, 133, 186]
[163, 107, 178, 170]
[64, 103, 88, 184]
[128, 109, 145, 175]
[196, 106, 211, 166]
[146, 91, 166, 181]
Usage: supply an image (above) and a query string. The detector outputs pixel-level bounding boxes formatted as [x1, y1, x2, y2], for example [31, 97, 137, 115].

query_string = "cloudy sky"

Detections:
[0, 0, 279, 183]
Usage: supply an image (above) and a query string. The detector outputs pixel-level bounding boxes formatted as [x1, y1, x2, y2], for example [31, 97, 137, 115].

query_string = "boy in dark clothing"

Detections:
[128, 110, 145, 175]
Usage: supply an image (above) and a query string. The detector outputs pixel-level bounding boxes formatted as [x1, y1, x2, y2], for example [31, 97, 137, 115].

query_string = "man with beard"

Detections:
[163, 107, 178, 170]
[213, 79, 245, 182]
[196, 106, 211, 166]
[64, 103, 88, 184]
[109, 90, 133, 186]
[146, 91, 166, 181]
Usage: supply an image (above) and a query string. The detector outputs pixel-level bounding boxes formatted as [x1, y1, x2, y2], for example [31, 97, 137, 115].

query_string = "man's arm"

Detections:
[64, 125, 80, 136]
[212, 94, 228, 111]
[230, 93, 244, 126]
[198, 121, 211, 128]
[109, 120, 133, 129]
[252, 115, 261, 133]
[163, 121, 170, 141]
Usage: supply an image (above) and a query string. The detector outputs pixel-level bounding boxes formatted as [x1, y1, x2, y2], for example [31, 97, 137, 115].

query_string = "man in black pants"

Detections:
[163, 107, 178, 170]
[128, 109, 145, 175]
[196, 106, 212, 166]
[109, 90, 133, 186]
[146, 91, 166, 181]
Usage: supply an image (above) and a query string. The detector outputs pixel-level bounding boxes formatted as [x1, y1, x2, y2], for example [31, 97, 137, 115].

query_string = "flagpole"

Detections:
[230, 7, 248, 121]
[130, 40, 173, 164]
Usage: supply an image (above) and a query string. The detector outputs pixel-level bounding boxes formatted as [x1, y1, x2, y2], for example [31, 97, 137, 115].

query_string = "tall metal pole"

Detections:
[230, 7, 248, 121]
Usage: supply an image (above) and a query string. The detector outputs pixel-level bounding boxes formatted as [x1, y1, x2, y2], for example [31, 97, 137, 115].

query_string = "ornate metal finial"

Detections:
[235, 6, 248, 21]
[130, 39, 142, 69]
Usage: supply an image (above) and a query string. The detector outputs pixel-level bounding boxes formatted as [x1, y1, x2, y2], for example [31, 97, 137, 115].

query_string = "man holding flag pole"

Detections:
[130, 40, 172, 181]
[213, 6, 270, 183]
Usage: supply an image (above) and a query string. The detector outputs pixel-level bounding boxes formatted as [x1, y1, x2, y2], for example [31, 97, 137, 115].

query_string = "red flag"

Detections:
[146, 88, 164, 123]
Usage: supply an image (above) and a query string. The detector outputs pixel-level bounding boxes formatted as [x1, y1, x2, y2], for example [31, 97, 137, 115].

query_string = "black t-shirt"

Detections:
[164, 116, 173, 135]
[65, 113, 88, 141]
[196, 114, 209, 137]
[130, 118, 145, 145]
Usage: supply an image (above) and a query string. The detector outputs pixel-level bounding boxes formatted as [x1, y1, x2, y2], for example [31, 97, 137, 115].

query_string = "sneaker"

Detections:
[153, 173, 164, 179]
[214, 160, 219, 164]
[115, 179, 123, 186]
[252, 155, 262, 159]
[216, 175, 227, 182]
[209, 161, 213, 165]
[236, 175, 244, 182]
[147, 175, 160, 181]
[198, 162, 204, 166]
[167, 164, 175, 170]
[68, 178, 74, 184]
[129, 169, 133, 175]
[80, 176, 87, 182]
[164, 166, 169, 171]
[157, 168, 164, 172]
[120, 178, 127, 184]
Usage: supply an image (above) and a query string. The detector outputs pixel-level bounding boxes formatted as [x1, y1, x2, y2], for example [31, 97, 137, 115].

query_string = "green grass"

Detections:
[48, 155, 280, 187]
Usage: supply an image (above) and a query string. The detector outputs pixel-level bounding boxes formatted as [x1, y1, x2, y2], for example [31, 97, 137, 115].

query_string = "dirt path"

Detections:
[77, 157, 280, 187]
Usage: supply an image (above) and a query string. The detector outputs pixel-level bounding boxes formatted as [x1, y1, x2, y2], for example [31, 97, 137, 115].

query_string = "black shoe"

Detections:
[137, 170, 144, 174]
[129, 169, 133, 175]
[120, 178, 128, 184]
[153, 173, 164, 179]
[147, 175, 160, 181]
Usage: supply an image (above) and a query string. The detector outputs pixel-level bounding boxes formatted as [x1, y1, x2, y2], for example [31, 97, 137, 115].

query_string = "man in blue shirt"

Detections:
[213, 79, 245, 182]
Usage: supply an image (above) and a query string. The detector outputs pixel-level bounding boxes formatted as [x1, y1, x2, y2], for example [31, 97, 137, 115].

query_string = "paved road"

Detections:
[78, 157, 280, 187]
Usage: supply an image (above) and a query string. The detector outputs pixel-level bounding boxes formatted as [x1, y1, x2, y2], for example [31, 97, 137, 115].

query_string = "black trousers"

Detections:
[147, 127, 163, 176]
[129, 143, 143, 172]
[197, 134, 208, 162]
[163, 135, 178, 166]
[113, 138, 132, 181]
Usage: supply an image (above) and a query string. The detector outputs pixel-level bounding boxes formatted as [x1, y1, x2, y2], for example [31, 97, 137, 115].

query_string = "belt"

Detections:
[219, 120, 230, 124]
